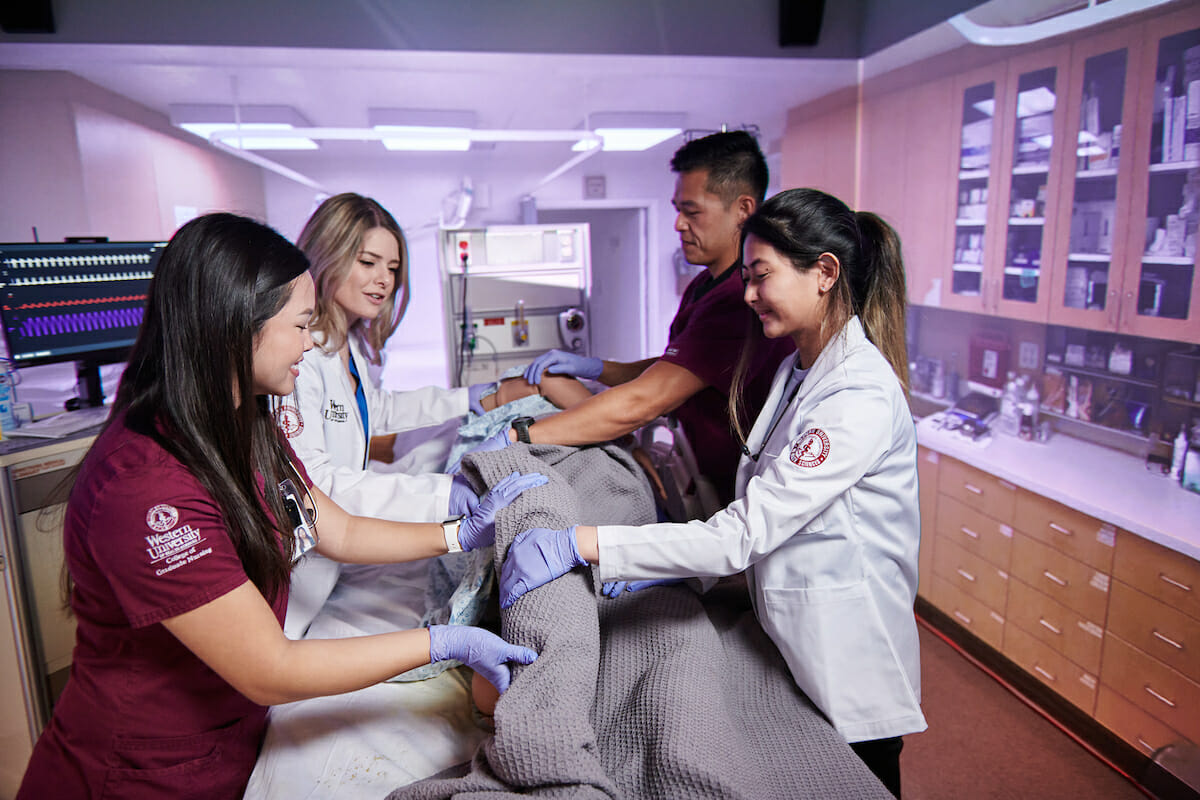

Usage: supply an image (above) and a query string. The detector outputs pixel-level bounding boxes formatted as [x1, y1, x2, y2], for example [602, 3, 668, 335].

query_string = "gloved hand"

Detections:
[523, 350, 603, 386]
[499, 526, 586, 609]
[428, 624, 538, 695]
[457, 471, 549, 551]
[601, 578, 681, 598]
[467, 382, 494, 416]
[448, 472, 480, 518]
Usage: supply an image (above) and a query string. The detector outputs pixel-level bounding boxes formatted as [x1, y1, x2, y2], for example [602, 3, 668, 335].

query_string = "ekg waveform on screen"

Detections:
[0, 241, 165, 367]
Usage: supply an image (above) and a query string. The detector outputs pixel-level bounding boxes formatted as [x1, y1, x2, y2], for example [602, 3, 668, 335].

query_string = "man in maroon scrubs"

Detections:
[521, 131, 794, 504]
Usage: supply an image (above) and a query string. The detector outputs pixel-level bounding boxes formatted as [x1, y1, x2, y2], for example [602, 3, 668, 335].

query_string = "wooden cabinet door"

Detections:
[1118, 4, 1200, 343]
[992, 44, 1073, 323]
[941, 65, 1010, 316]
[1046, 25, 1146, 333]
[899, 76, 956, 307]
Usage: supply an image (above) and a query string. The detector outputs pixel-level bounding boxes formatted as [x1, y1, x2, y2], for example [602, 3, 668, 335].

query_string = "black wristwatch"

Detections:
[511, 416, 535, 444]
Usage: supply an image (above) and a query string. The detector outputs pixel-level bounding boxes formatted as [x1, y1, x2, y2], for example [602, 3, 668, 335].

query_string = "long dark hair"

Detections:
[113, 213, 310, 599]
[728, 188, 909, 441]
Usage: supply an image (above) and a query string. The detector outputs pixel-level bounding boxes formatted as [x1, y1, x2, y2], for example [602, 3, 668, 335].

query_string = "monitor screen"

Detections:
[0, 241, 166, 369]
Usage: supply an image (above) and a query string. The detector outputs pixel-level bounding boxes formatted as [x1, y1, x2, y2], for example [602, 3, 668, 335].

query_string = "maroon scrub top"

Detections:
[17, 411, 308, 800]
[659, 264, 794, 503]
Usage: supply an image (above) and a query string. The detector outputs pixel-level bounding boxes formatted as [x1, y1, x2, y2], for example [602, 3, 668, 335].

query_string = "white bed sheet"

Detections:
[245, 559, 487, 799]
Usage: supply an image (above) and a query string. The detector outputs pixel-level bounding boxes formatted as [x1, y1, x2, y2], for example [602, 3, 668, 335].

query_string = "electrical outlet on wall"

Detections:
[1018, 340, 1040, 370]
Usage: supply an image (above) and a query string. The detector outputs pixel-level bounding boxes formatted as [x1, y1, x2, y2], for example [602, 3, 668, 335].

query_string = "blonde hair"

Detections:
[728, 188, 909, 442]
[296, 193, 410, 363]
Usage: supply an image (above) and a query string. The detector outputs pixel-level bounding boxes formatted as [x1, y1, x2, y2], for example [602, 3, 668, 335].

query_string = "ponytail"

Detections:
[853, 211, 909, 392]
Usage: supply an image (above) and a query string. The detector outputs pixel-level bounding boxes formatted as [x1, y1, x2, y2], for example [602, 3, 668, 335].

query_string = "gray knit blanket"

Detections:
[387, 443, 890, 800]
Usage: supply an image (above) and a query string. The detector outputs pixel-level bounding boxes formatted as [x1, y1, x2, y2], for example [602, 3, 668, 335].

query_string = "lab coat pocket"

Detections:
[760, 582, 919, 739]
[101, 715, 258, 800]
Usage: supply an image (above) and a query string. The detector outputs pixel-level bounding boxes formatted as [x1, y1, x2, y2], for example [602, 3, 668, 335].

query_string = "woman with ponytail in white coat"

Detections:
[498, 188, 926, 798]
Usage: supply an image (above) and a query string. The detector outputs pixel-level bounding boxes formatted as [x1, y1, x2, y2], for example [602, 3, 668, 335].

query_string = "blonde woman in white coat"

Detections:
[498, 188, 925, 798]
[277, 193, 514, 637]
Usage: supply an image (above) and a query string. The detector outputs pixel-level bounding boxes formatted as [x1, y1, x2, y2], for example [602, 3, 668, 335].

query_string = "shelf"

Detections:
[1047, 362, 1158, 388]
[1013, 164, 1050, 175]
[1039, 408, 1151, 444]
[1004, 266, 1042, 276]
[1148, 159, 1200, 174]
[1164, 395, 1200, 410]
[1074, 168, 1118, 179]
[958, 169, 990, 180]
[1008, 217, 1045, 226]
[955, 218, 987, 227]
[1141, 255, 1195, 266]
[1067, 253, 1111, 262]
[952, 263, 984, 273]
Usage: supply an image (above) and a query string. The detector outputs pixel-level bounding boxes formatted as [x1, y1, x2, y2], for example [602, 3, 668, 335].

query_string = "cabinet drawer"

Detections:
[931, 575, 1005, 650]
[1003, 623, 1097, 714]
[1013, 492, 1116, 573]
[933, 536, 1009, 613]
[1095, 686, 1186, 756]
[1112, 531, 1200, 623]
[1108, 580, 1200, 685]
[1007, 578, 1104, 674]
[1010, 533, 1109, 623]
[938, 458, 1017, 523]
[1102, 633, 1200, 744]
[936, 494, 1013, 569]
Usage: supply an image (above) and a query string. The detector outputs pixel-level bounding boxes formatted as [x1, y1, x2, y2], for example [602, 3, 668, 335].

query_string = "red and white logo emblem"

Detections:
[275, 404, 304, 438]
[146, 504, 179, 532]
[789, 429, 830, 468]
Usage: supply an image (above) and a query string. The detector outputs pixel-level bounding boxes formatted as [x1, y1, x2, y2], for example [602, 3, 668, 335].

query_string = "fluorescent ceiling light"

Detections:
[178, 122, 318, 150]
[374, 125, 473, 151]
[950, 0, 1173, 47]
[169, 104, 317, 150]
[572, 127, 683, 152]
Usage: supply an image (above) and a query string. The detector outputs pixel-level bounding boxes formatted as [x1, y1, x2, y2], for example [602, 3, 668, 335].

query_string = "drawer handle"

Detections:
[1159, 573, 1193, 593]
[954, 610, 972, 625]
[1038, 618, 1062, 635]
[960, 526, 980, 539]
[964, 483, 984, 496]
[956, 568, 977, 583]
[1034, 665, 1056, 682]
[1152, 630, 1184, 650]
[1144, 685, 1176, 708]
[1048, 522, 1073, 537]
[1042, 570, 1068, 587]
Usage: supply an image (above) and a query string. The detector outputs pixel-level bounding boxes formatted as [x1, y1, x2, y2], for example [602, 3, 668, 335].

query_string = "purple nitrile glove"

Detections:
[428, 624, 537, 695]
[522, 350, 603, 386]
[467, 382, 493, 416]
[456, 471, 549, 551]
[448, 472, 480, 518]
[498, 525, 586, 609]
[601, 578, 682, 598]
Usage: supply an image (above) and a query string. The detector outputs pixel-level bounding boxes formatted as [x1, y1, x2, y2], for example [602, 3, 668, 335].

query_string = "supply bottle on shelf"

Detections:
[1171, 426, 1188, 481]
[1019, 379, 1040, 440]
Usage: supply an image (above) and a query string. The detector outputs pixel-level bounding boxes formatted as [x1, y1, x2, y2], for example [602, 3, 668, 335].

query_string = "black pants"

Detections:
[850, 736, 903, 799]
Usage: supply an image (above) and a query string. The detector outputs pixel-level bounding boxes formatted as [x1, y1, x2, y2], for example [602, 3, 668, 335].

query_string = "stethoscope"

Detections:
[741, 355, 805, 463]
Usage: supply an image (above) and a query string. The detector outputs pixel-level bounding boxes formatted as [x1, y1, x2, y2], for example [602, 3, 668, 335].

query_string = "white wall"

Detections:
[262, 147, 687, 390]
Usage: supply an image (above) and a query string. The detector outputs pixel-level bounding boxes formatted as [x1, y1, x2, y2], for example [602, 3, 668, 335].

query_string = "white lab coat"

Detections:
[599, 316, 926, 743]
[277, 331, 468, 637]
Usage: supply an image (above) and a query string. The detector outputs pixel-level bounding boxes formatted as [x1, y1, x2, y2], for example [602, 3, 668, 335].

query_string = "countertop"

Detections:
[916, 414, 1200, 563]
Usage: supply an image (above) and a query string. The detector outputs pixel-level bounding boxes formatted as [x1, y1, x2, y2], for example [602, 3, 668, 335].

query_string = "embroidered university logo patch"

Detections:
[146, 504, 179, 532]
[789, 429, 830, 468]
[274, 404, 304, 438]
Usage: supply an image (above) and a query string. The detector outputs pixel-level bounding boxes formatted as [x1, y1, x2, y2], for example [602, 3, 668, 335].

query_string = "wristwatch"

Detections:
[511, 415, 535, 444]
[442, 517, 463, 553]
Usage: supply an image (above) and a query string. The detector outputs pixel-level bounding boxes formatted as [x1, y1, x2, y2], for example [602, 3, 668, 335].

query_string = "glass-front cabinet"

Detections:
[1048, 28, 1141, 333]
[946, 77, 1002, 313]
[1122, 16, 1200, 342]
